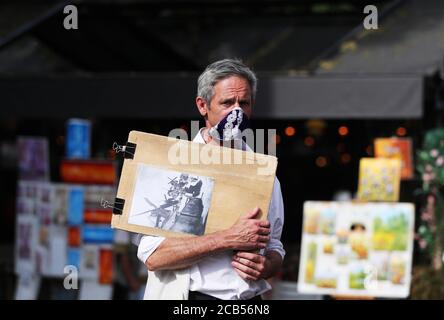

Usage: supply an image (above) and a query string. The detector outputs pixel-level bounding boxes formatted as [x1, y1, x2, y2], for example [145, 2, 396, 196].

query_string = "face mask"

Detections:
[208, 107, 250, 141]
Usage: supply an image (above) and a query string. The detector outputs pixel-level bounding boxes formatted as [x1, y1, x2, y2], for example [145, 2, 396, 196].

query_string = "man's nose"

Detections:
[231, 101, 241, 110]
[228, 102, 239, 110]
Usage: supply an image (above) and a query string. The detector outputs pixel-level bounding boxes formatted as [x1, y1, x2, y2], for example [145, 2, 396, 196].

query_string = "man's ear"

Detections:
[196, 97, 208, 117]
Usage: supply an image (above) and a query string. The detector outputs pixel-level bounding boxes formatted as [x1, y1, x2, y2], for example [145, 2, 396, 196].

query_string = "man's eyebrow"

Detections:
[219, 97, 235, 103]
[219, 98, 251, 104]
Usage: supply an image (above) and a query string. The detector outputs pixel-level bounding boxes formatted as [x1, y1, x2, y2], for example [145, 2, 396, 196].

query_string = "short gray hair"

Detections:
[197, 59, 257, 104]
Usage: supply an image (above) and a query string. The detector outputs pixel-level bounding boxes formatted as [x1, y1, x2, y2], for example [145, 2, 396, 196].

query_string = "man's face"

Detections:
[201, 76, 253, 127]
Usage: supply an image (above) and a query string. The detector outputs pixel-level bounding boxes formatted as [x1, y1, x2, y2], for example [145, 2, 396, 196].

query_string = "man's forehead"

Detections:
[214, 76, 251, 95]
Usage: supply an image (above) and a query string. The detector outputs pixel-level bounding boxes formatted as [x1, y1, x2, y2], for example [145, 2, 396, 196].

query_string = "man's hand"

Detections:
[231, 251, 269, 281]
[231, 250, 283, 282]
[221, 207, 271, 251]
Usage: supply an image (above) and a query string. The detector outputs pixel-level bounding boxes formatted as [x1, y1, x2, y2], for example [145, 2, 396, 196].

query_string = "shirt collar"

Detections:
[192, 128, 207, 144]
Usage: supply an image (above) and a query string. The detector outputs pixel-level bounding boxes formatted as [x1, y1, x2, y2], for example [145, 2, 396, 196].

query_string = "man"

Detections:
[136, 59, 285, 300]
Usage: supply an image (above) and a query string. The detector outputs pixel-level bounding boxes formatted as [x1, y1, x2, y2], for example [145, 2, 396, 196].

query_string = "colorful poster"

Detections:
[15, 214, 38, 275]
[17, 137, 49, 181]
[82, 226, 114, 244]
[357, 158, 401, 202]
[53, 185, 69, 226]
[65, 118, 91, 160]
[374, 138, 414, 180]
[60, 160, 116, 185]
[99, 247, 113, 284]
[298, 201, 415, 298]
[67, 248, 81, 269]
[67, 187, 84, 226]
[79, 244, 113, 284]
[35, 183, 53, 275]
[80, 245, 100, 280]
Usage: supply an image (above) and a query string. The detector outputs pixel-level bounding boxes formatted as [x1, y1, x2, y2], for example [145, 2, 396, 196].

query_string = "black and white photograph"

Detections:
[128, 164, 214, 235]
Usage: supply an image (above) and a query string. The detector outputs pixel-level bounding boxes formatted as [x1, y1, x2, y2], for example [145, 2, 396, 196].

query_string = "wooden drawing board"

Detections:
[111, 131, 277, 238]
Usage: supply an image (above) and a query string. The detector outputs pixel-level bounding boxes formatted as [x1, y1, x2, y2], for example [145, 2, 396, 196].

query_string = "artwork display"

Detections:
[17, 137, 49, 181]
[15, 214, 38, 275]
[374, 138, 414, 180]
[298, 201, 415, 298]
[357, 158, 402, 202]
[14, 121, 119, 300]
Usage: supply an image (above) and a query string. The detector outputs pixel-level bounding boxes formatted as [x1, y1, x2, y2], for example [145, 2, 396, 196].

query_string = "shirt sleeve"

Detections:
[134, 234, 166, 264]
[266, 178, 286, 259]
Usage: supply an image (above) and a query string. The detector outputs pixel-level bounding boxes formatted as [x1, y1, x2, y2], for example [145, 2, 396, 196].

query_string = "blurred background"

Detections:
[1, 0, 444, 299]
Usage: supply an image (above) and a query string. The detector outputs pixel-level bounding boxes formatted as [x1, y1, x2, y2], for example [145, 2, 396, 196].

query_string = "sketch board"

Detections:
[111, 131, 277, 238]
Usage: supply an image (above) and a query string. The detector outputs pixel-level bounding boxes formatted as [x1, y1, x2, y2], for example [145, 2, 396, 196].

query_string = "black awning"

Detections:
[0, 74, 422, 119]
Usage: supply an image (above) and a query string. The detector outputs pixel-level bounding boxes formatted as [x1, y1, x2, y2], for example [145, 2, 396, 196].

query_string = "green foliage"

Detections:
[415, 127, 444, 268]
[416, 128, 444, 189]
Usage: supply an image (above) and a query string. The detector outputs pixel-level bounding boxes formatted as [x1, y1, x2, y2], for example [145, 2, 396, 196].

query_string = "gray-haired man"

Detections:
[136, 59, 285, 300]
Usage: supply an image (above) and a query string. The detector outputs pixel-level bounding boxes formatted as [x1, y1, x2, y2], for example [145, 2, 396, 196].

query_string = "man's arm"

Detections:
[146, 207, 270, 271]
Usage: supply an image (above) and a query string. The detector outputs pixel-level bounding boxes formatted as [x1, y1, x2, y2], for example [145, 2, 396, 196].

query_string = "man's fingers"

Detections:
[235, 252, 264, 263]
[258, 220, 270, 228]
[231, 261, 260, 279]
[258, 235, 270, 243]
[233, 267, 258, 282]
[234, 256, 256, 269]
[258, 227, 270, 235]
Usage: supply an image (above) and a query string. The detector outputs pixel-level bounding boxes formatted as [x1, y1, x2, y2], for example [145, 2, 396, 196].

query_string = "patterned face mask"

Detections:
[208, 107, 250, 141]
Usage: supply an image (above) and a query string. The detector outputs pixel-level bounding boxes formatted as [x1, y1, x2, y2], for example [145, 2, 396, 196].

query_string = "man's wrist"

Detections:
[262, 256, 273, 279]
[262, 251, 282, 279]
[208, 230, 232, 251]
